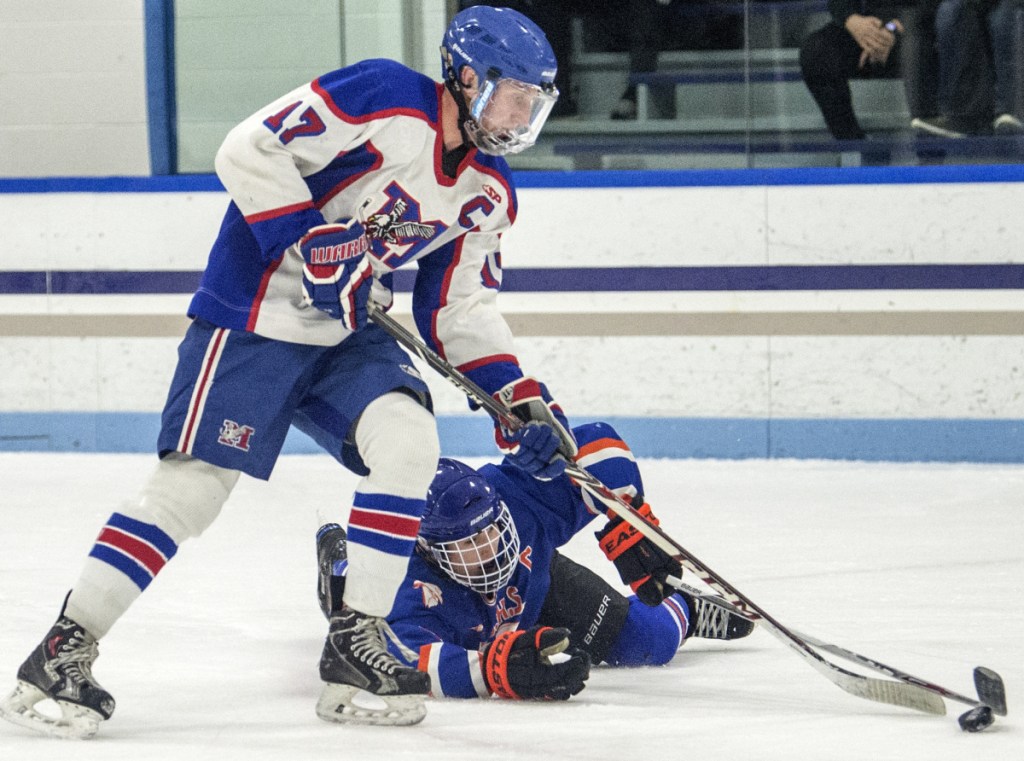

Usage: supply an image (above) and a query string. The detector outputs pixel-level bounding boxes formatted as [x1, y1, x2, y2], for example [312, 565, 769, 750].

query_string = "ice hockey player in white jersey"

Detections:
[0, 6, 574, 738]
[316, 422, 755, 701]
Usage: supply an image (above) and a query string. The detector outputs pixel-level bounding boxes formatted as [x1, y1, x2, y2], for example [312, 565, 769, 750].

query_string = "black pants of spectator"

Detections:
[800, 8, 939, 139]
[937, 0, 998, 132]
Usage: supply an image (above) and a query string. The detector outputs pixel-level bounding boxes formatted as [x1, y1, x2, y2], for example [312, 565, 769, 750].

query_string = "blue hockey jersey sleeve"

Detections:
[391, 621, 491, 699]
[485, 421, 645, 541]
[386, 567, 494, 699]
[572, 421, 646, 515]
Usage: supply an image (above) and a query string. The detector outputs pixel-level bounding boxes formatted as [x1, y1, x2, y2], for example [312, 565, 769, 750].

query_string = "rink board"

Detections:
[1, 167, 1022, 461]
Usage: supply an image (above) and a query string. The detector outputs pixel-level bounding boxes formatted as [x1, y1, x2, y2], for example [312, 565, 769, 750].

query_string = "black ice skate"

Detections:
[316, 523, 348, 619]
[0, 615, 115, 739]
[677, 590, 756, 641]
[316, 606, 431, 727]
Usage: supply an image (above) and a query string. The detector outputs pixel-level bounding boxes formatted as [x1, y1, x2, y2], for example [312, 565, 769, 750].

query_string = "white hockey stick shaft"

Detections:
[367, 304, 946, 716]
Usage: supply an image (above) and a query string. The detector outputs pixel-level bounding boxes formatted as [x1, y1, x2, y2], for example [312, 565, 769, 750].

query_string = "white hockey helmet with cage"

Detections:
[441, 6, 559, 156]
[418, 458, 520, 595]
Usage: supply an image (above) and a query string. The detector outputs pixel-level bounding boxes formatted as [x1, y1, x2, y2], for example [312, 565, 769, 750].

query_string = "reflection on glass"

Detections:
[171, 2, 1024, 172]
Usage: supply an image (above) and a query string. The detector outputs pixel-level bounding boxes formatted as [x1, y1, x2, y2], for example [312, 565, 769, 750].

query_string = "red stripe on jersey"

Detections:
[575, 437, 630, 460]
[348, 508, 421, 539]
[663, 596, 689, 641]
[244, 200, 315, 224]
[246, 256, 285, 332]
[456, 354, 520, 375]
[97, 528, 167, 576]
[180, 328, 227, 452]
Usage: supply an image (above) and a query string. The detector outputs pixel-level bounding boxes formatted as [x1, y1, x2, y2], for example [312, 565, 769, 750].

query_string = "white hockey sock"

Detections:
[65, 455, 238, 639]
[342, 392, 439, 617]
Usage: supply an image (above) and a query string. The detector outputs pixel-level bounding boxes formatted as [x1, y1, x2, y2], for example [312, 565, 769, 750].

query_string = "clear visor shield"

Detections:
[427, 502, 521, 594]
[466, 77, 558, 156]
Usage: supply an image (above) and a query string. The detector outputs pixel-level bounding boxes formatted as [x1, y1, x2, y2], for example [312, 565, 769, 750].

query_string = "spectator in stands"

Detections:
[609, 0, 663, 120]
[912, 0, 1024, 137]
[609, 0, 744, 120]
[800, 1, 941, 139]
[460, 1, 742, 120]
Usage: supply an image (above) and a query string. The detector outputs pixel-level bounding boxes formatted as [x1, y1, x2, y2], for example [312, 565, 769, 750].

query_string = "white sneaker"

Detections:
[993, 113, 1024, 135]
[911, 116, 966, 138]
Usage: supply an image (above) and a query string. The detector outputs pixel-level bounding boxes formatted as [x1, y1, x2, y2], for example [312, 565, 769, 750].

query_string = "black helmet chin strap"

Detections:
[443, 66, 476, 149]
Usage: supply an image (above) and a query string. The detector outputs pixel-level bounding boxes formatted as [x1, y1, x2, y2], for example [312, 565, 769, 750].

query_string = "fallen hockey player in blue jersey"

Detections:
[315, 422, 755, 700]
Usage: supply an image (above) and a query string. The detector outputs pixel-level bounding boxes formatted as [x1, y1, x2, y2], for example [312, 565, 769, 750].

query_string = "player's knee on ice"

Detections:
[604, 596, 689, 667]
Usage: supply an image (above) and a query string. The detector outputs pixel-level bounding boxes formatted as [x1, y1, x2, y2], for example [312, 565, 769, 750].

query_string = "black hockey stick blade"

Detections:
[974, 667, 1007, 716]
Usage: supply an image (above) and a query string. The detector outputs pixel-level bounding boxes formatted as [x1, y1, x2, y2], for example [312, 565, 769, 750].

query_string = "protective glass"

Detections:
[465, 77, 558, 156]
[425, 501, 520, 594]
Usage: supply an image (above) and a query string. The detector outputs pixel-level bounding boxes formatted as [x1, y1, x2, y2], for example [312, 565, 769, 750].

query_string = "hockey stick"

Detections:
[367, 304, 955, 720]
[667, 576, 1007, 728]
[790, 632, 1007, 721]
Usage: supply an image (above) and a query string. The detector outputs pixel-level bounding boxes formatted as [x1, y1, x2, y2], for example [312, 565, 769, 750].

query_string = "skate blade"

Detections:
[316, 682, 426, 727]
[0, 680, 103, 740]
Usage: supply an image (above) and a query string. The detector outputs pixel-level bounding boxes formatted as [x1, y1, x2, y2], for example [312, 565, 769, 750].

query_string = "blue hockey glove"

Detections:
[504, 423, 565, 480]
[493, 377, 578, 480]
[298, 219, 373, 330]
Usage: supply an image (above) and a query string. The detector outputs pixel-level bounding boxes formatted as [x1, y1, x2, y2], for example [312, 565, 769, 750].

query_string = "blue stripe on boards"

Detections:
[89, 544, 154, 591]
[513, 164, 1024, 189]
[3, 165, 1024, 195]
[0, 272, 47, 293]
[107, 513, 179, 560]
[49, 270, 203, 295]
[345, 527, 418, 557]
[0, 176, 225, 194]
[2, 412, 1022, 463]
[500, 264, 1024, 292]
[3, 264, 1022, 295]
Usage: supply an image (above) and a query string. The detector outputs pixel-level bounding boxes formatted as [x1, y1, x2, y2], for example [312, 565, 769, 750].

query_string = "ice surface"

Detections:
[1, 453, 1021, 760]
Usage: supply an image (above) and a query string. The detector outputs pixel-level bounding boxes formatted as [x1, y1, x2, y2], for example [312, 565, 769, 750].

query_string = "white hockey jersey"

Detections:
[189, 58, 524, 393]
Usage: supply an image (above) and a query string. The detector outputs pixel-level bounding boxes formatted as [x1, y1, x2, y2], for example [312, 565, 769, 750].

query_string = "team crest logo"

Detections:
[361, 182, 447, 269]
[218, 420, 255, 452]
[366, 198, 435, 245]
[413, 580, 443, 608]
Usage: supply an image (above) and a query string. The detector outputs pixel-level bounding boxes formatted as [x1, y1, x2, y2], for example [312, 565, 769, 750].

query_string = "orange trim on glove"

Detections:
[484, 629, 526, 700]
[597, 502, 659, 560]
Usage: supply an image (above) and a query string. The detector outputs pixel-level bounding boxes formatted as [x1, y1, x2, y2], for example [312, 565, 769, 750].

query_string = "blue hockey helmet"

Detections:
[419, 458, 520, 594]
[440, 6, 559, 155]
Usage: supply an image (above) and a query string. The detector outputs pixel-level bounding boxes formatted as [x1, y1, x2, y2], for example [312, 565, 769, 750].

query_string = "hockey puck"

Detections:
[958, 705, 994, 733]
